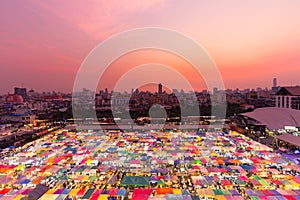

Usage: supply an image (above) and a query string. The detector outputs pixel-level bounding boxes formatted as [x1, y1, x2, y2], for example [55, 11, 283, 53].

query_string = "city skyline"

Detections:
[1, 0, 300, 93]
[1, 77, 297, 95]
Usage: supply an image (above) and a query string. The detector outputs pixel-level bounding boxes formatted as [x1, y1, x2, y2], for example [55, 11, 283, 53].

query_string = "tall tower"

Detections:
[272, 77, 279, 94]
[273, 77, 277, 88]
[158, 83, 162, 94]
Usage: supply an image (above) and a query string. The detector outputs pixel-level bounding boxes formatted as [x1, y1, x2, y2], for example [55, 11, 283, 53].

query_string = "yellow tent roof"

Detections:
[216, 195, 227, 200]
[69, 189, 80, 196]
[13, 195, 25, 200]
[173, 189, 182, 194]
[98, 194, 109, 200]
[15, 164, 25, 170]
[290, 180, 300, 186]
[45, 189, 56, 194]
[39, 194, 59, 200]
[83, 175, 90, 181]
[85, 159, 93, 164]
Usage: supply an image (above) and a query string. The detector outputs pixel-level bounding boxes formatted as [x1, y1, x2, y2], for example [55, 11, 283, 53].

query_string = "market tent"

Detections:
[221, 180, 232, 186]
[88, 189, 102, 200]
[27, 184, 49, 200]
[53, 189, 64, 194]
[121, 176, 150, 186]
[182, 190, 190, 195]
[132, 193, 150, 200]
[39, 194, 59, 200]
[253, 190, 265, 196]
[165, 194, 193, 200]
[6, 188, 19, 196]
[117, 189, 127, 196]
[260, 190, 273, 196]
[56, 194, 68, 200]
[107, 175, 116, 185]
[244, 190, 257, 197]
[157, 179, 165, 186]
[68, 189, 80, 196]
[240, 165, 254, 171]
[80, 189, 93, 199]
[226, 196, 244, 200]
[76, 188, 86, 196]
[268, 190, 281, 196]
[89, 193, 100, 200]
[215, 195, 226, 200]
[20, 179, 31, 185]
[32, 176, 44, 185]
[228, 190, 241, 196]
[61, 189, 71, 195]
[15, 194, 27, 200]
[133, 189, 153, 195]
[0, 195, 18, 200]
[98, 194, 109, 200]
[0, 188, 11, 195]
[156, 188, 173, 195]
[173, 189, 182, 194]
[101, 189, 110, 194]
[196, 189, 215, 198]
[108, 188, 118, 196]
[213, 190, 225, 196]
[24, 188, 34, 194]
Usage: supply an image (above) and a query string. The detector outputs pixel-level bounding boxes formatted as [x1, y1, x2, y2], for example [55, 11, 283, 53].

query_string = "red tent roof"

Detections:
[77, 188, 86, 196]
[0, 188, 11, 195]
[156, 188, 173, 195]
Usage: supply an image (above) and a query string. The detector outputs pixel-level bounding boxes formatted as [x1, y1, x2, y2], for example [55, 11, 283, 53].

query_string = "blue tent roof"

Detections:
[117, 189, 126, 196]
[62, 189, 71, 194]
[240, 164, 254, 171]
[21, 179, 31, 184]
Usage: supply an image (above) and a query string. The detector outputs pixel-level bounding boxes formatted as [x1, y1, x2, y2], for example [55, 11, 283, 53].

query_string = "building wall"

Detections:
[275, 95, 300, 110]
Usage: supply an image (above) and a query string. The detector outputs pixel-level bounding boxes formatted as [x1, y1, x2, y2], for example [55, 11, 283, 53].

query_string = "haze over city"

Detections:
[1, 0, 300, 94]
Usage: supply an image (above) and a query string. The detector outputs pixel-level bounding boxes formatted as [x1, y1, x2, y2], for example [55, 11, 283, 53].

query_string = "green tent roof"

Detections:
[213, 189, 223, 195]
[157, 179, 164, 185]
[235, 179, 246, 186]
[250, 196, 261, 200]
[121, 176, 150, 186]
[252, 175, 261, 180]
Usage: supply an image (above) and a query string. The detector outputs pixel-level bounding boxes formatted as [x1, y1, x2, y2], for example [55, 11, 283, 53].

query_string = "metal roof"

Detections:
[241, 107, 300, 130]
[276, 133, 300, 147]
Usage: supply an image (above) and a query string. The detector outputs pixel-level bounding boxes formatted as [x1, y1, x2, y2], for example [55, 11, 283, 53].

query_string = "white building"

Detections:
[275, 86, 300, 110]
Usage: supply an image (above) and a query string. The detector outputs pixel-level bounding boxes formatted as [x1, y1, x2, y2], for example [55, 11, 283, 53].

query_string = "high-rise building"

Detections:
[158, 83, 162, 94]
[272, 77, 279, 93]
[14, 87, 27, 100]
[273, 77, 277, 88]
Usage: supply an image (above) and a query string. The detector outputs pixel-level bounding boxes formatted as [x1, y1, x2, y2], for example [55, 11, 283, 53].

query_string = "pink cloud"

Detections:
[30, 0, 169, 39]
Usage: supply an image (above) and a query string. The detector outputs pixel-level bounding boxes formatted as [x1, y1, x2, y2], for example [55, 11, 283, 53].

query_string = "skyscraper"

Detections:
[273, 77, 277, 88]
[158, 83, 162, 94]
[272, 77, 279, 93]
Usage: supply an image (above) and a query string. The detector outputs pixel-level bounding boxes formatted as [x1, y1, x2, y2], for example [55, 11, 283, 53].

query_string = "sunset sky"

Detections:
[1, 0, 300, 94]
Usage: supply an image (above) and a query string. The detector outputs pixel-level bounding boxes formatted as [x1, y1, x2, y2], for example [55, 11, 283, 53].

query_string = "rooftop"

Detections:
[276, 133, 300, 147]
[241, 107, 300, 130]
[276, 86, 300, 96]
